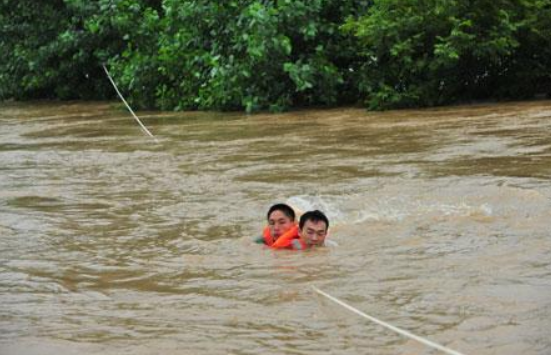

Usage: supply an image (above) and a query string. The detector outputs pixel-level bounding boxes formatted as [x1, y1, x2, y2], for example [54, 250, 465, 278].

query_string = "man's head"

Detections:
[298, 210, 329, 247]
[267, 203, 296, 239]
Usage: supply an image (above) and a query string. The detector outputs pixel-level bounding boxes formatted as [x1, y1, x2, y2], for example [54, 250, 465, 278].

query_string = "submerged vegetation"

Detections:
[1, 0, 550, 112]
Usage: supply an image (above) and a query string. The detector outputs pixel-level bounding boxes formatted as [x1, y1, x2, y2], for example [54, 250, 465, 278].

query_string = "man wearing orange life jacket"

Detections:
[273, 210, 329, 250]
[256, 205, 329, 250]
[255, 203, 299, 247]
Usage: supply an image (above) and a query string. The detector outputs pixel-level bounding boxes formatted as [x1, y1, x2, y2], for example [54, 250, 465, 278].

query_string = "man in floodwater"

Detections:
[292, 210, 329, 250]
[257, 205, 330, 250]
[255, 203, 299, 247]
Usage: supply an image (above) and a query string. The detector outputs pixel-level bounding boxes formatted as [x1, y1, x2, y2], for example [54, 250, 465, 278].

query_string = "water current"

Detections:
[1, 100, 551, 354]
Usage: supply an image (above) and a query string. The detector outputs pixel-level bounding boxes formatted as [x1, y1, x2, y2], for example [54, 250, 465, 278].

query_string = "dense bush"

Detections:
[0, 0, 161, 101]
[1, 0, 549, 111]
[1, 1, 107, 100]
[111, 0, 367, 111]
[343, 0, 551, 109]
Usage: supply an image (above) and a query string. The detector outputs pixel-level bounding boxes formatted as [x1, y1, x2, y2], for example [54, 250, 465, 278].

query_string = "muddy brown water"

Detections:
[1, 100, 550, 355]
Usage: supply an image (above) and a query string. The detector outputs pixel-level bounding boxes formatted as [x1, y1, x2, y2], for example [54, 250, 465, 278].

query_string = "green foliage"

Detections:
[1, 0, 549, 111]
[0, 0, 160, 101]
[343, 0, 551, 109]
[2, 1, 100, 100]
[127, 0, 365, 112]
[83, 0, 164, 108]
[1, 0, 364, 111]
[1, 1, 69, 99]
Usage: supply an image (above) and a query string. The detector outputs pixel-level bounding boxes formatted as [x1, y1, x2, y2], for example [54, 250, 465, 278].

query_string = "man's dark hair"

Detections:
[267, 203, 296, 221]
[299, 210, 329, 230]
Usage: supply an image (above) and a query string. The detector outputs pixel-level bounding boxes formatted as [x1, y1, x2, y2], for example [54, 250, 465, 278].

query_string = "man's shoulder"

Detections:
[291, 239, 304, 250]
[254, 236, 266, 244]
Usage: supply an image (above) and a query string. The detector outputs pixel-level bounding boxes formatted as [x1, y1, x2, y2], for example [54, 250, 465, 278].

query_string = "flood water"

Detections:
[1, 100, 551, 355]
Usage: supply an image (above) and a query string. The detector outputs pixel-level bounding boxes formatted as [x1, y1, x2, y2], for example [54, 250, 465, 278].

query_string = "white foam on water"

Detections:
[287, 195, 347, 224]
[289, 190, 496, 227]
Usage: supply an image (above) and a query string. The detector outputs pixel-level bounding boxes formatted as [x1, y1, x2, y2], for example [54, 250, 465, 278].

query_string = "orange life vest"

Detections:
[275, 235, 307, 250]
[262, 224, 299, 248]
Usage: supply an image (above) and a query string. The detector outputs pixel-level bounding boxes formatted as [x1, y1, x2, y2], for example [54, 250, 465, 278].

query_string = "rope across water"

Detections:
[312, 286, 467, 355]
[102, 64, 158, 143]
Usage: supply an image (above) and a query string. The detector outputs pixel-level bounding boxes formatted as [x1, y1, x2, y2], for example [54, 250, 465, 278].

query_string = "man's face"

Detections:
[299, 219, 328, 247]
[268, 210, 294, 239]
